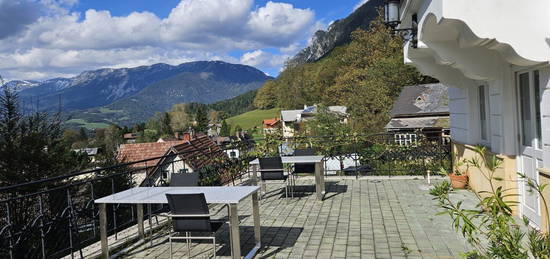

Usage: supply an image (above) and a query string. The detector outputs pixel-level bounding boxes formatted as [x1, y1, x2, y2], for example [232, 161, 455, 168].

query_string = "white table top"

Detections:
[249, 155, 324, 165]
[94, 186, 260, 204]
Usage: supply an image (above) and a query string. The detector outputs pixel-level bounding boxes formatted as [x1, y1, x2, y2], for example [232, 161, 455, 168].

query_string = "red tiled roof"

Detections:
[170, 134, 226, 171]
[117, 140, 185, 168]
[263, 118, 280, 127]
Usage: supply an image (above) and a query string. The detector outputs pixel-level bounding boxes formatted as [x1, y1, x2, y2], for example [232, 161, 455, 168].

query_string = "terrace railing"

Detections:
[0, 132, 450, 258]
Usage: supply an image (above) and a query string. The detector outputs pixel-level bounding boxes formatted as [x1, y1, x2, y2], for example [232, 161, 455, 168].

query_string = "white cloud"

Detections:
[280, 43, 301, 54]
[246, 2, 314, 46]
[0, 0, 41, 39]
[161, 0, 252, 43]
[240, 49, 288, 69]
[0, 0, 316, 80]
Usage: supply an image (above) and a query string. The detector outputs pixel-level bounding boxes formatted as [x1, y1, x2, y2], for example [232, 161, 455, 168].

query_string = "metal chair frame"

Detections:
[161, 194, 229, 259]
[161, 212, 223, 259]
[258, 158, 296, 198]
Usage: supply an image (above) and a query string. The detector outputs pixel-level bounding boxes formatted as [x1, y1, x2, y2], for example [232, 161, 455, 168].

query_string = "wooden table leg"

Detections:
[99, 203, 108, 259]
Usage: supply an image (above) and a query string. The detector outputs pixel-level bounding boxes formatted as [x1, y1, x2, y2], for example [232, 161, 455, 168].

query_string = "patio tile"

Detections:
[120, 179, 475, 258]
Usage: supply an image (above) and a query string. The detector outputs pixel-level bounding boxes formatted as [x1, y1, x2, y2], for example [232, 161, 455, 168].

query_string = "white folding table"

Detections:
[249, 156, 325, 200]
[94, 186, 261, 259]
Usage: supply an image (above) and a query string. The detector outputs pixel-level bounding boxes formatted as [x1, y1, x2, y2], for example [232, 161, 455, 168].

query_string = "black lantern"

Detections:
[384, 0, 401, 28]
[384, 0, 418, 48]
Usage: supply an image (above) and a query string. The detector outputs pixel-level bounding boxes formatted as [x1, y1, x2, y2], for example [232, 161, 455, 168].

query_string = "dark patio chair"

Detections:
[293, 148, 315, 156]
[163, 193, 226, 259]
[259, 157, 294, 198]
[293, 148, 316, 174]
[170, 172, 200, 187]
[155, 172, 201, 224]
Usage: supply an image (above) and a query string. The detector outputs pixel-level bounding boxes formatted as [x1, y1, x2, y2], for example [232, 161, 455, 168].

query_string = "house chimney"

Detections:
[182, 133, 190, 142]
[174, 131, 180, 140]
[189, 127, 195, 139]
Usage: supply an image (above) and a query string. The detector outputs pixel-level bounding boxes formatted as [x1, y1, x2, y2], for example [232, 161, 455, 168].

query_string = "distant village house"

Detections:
[281, 105, 348, 137]
[386, 83, 449, 144]
[262, 118, 280, 134]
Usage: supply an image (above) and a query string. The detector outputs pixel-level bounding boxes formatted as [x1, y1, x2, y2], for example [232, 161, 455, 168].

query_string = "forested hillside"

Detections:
[253, 15, 436, 133]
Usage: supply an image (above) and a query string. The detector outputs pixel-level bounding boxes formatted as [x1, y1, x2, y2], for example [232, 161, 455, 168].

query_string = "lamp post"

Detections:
[384, 0, 401, 28]
[384, 0, 418, 48]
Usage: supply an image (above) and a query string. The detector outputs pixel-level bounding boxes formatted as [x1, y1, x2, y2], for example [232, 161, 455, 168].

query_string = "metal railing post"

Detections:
[110, 178, 118, 240]
[89, 182, 97, 238]
[66, 189, 74, 259]
[38, 196, 46, 259]
[6, 202, 13, 259]
[354, 137, 359, 179]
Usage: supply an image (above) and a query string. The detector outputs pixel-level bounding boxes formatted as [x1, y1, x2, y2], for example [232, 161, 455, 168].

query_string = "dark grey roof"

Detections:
[385, 116, 449, 129]
[390, 83, 449, 117]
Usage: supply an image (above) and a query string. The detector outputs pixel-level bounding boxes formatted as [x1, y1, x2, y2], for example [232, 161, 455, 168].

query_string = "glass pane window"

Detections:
[534, 70, 542, 149]
[479, 85, 488, 141]
[519, 72, 533, 147]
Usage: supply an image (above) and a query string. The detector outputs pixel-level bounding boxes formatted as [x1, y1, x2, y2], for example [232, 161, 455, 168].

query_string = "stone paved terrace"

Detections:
[120, 178, 477, 259]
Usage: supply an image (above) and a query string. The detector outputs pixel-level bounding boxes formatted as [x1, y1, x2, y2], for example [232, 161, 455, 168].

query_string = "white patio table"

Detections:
[94, 186, 261, 259]
[249, 155, 325, 200]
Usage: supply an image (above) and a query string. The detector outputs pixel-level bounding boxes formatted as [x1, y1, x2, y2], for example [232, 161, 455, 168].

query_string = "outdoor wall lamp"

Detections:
[384, 0, 418, 48]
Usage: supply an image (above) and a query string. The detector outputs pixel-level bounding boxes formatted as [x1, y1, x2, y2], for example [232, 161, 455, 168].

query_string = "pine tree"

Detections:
[220, 120, 230, 136]
[79, 127, 88, 141]
[194, 106, 209, 133]
[160, 112, 173, 136]
[0, 78, 89, 186]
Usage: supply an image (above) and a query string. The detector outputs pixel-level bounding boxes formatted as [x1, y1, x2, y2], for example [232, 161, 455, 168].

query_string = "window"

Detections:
[534, 70, 542, 149]
[519, 72, 533, 146]
[479, 85, 489, 141]
[518, 70, 543, 148]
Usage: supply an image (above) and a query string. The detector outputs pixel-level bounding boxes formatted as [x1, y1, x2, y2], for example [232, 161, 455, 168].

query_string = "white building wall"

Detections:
[448, 71, 517, 155]
[448, 86, 469, 143]
[488, 80, 503, 154]
[158, 156, 194, 184]
[539, 68, 550, 169]
[399, 0, 550, 227]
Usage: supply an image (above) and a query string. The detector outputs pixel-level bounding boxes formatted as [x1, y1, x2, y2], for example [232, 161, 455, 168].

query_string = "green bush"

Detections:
[430, 146, 550, 258]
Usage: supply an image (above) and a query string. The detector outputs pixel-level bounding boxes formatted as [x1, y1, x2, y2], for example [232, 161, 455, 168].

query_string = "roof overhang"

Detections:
[401, 0, 550, 86]
[385, 115, 449, 129]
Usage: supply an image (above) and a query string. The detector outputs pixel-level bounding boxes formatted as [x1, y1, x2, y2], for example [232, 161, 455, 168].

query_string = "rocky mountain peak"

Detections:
[286, 0, 383, 67]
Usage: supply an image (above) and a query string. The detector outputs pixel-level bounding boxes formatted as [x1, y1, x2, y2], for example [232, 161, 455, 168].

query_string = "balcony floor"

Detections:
[121, 178, 476, 259]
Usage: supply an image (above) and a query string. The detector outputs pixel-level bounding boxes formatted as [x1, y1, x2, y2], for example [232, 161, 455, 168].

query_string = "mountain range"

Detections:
[7, 61, 271, 127]
[4, 1, 381, 129]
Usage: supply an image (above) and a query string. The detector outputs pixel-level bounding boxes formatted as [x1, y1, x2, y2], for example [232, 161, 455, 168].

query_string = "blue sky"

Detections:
[0, 0, 369, 80]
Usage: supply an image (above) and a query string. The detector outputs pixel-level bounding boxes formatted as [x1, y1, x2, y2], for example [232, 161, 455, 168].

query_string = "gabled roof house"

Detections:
[281, 105, 348, 137]
[262, 118, 280, 133]
[145, 134, 227, 186]
[394, 0, 550, 229]
[117, 140, 185, 169]
[386, 83, 449, 133]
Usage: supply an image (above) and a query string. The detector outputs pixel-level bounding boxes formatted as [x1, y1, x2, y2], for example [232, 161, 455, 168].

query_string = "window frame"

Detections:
[478, 84, 491, 144]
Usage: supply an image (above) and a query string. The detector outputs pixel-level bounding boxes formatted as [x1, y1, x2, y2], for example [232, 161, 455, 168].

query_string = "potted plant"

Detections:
[448, 159, 469, 189]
